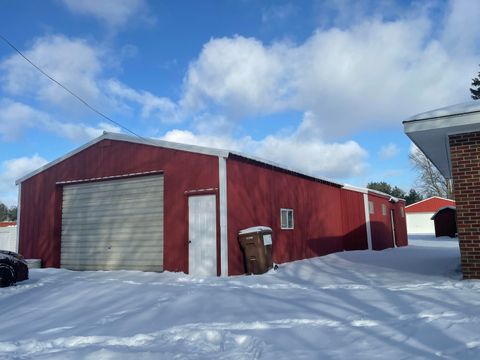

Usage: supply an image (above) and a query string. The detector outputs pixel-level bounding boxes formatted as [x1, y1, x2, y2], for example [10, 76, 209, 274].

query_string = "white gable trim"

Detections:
[16, 132, 229, 184]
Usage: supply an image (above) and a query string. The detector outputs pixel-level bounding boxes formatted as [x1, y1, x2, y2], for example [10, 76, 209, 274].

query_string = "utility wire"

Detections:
[0, 33, 145, 140]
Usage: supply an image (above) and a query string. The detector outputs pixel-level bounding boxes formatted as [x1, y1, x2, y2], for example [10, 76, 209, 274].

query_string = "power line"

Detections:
[0, 33, 145, 140]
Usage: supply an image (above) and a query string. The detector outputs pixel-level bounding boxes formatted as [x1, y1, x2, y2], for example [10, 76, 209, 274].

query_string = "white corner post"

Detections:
[363, 193, 373, 250]
[16, 183, 21, 253]
[218, 156, 229, 276]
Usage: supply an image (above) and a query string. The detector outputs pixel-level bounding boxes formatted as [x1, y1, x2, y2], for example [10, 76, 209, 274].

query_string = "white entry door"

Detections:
[188, 194, 217, 276]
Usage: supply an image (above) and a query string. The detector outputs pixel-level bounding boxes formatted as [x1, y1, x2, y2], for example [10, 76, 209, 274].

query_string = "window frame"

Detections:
[280, 208, 294, 230]
[381, 203, 387, 216]
[368, 201, 374, 214]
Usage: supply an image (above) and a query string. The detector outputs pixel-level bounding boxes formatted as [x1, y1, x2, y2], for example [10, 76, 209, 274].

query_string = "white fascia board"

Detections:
[342, 184, 405, 202]
[363, 193, 373, 250]
[405, 196, 454, 209]
[15, 132, 230, 185]
[404, 101, 480, 122]
[105, 133, 229, 158]
[342, 184, 368, 194]
[16, 131, 343, 189]
[218, 156, 228, 277]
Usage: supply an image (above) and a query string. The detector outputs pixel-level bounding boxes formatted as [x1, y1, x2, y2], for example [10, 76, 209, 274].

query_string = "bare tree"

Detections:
[409, 146, 454, 199]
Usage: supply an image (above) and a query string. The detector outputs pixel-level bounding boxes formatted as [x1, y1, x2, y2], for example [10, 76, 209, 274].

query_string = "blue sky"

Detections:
[0, 0, 479, 206]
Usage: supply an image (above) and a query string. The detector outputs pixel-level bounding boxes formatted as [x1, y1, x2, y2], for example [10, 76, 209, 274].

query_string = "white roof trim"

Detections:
[405, 196, 455, 209]
[16, 132, 343, 187]
[341, 184, 405, 202]
[404, 101, 480, 122]
[16, 132, 229, 184]
[342, 184, 368, 194]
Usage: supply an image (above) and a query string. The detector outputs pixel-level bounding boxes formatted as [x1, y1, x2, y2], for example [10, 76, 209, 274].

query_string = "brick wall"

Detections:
[449, 132, 480, 279]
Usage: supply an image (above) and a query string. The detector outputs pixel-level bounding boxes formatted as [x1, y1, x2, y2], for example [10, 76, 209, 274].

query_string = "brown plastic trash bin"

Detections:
[238, 226, 273, 275]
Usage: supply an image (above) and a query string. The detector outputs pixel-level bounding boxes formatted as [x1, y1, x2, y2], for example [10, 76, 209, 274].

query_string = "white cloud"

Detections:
[379, 143, 399, 160]
[106, 79, 181, 123]
[180, 36, 293, 117]
[1, 35, 103, 110]
[179, 5, 478, 138]
[61, 0, 154, 30]
[0, 154, 48, 206]
[0, 99, 48, 141]
[161, 118, 368, 180]
[0, 99, 121, 143]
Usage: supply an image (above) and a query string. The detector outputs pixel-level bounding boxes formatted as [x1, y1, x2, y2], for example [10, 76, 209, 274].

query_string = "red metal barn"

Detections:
[367, 190, 408, 250]
[16, 133, 407, 276]
[342, 187, 408, 251]
[431, 206, 457, 238]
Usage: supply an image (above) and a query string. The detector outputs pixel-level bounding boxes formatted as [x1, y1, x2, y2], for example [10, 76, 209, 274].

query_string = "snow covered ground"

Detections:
[1, 235, 480, 359]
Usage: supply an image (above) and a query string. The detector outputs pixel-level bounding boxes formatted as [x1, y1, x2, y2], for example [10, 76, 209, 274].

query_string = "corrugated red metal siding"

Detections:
[226, 158, 344, 275]
[393, 201, 408, 247]
[341, 189, 368, 250]
[19, 139, 219, 272]
[368, 193, 395, 250]
[434, 208, 457, 237]
[406, 197, 455, 213]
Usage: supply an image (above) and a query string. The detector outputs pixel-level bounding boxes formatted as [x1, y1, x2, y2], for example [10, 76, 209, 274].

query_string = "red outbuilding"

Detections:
[16, 132, 408, 276]
[431, 206, 457, 238]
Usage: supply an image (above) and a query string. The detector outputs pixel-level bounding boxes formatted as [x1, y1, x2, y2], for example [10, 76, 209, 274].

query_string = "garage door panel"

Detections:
[61, 263, 163, 271]
[61, 211, 164, 223]
[62, 224, 163, 236]
[63, 189, 164, 203]
[62, 177, 163, 194]
[62, 197, 164, 214]
[61, 231, 163, 243]
[61, 251, 164, 262]
[61, 175, 164, 271]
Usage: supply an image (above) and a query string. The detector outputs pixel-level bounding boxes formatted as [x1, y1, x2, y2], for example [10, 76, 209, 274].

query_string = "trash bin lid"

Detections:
[239, 226, 272, 235]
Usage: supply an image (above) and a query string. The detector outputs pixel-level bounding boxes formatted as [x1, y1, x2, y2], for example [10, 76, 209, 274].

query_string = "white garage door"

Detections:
[61, 175, 164, 271]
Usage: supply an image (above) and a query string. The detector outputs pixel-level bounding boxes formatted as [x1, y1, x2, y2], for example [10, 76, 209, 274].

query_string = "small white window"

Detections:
[382, 204, 387, 216]
[400, 207, 405, 218]
[368, 201, 374, 214]
[281, 208, 294, 229]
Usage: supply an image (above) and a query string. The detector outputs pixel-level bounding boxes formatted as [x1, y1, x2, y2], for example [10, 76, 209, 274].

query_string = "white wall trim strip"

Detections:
[218, 156, 228, 276]
[363, 194, 372, 250]
[15, 183, 21, 253]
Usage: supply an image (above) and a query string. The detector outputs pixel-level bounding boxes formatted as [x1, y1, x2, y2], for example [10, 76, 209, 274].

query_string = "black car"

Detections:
[0, 250, 29, 287]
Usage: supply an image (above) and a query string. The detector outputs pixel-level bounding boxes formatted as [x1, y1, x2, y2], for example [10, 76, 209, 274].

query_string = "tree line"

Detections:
[367, 144, 454, 205]
[0, 202, 17, 221]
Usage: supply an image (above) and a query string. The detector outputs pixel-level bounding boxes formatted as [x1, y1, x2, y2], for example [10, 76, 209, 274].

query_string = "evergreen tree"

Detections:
[367, 181, 406, 199]
[0, 202, 8, 221]
[404, 189, 423, 206]
[470, 65, 480, 100]
[8, 207, 17, 221]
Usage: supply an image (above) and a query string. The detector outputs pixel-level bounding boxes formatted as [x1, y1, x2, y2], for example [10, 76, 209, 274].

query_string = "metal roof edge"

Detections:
[342, 185, 406, 202]
[405, 196, 455, 209]
[228, 152, 343, 188]
[103, 132, 230, 158]
[342, 184, 368, 194]
[16, 131, 345, 189]
[403, 101, 480, 124]
[15, 133, 109, 185]
[16, 132, 232, 184]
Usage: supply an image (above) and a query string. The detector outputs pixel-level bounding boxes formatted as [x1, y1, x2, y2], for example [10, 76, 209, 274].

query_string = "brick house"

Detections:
[404, 102, 480, 279]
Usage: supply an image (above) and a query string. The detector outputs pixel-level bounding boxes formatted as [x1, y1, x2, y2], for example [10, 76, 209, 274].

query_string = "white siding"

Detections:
[61, 175, 164, 271]
[406, 212, 435, 234]
[0, 226, 17, 252]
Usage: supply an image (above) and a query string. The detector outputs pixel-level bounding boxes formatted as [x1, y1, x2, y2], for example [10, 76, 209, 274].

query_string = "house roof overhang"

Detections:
[403, 101, 480, 179]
